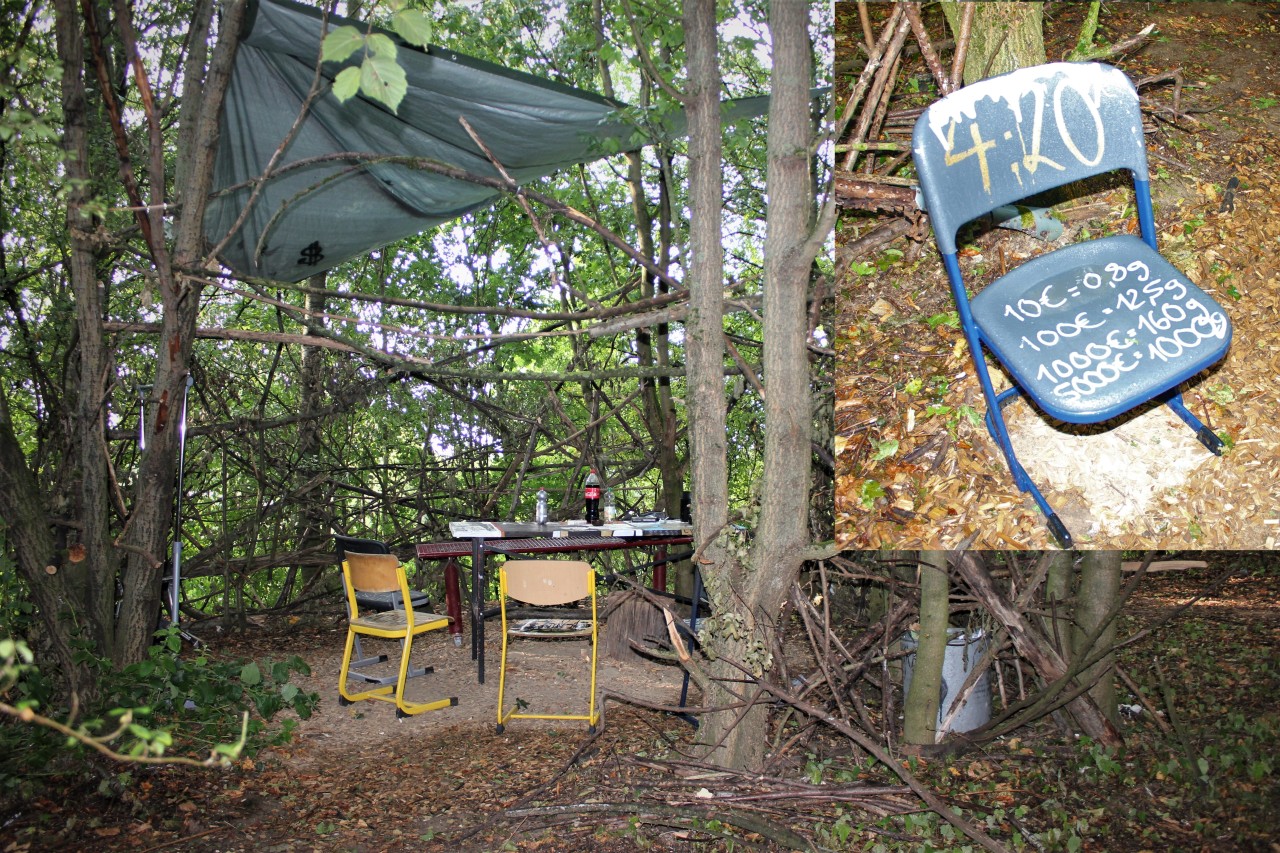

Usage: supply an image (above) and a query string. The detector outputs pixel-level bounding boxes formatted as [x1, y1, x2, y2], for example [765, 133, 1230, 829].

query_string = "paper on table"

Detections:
[449, 521, 503, 538]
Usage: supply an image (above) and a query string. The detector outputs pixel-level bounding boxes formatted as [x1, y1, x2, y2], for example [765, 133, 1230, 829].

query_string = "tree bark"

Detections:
[942, 1, 1045, 85]
[1041, 550, 1074, 657]
[0, 389, 92, 701]
[48, 0, 114, 691]
[1074, 550, 1122, 726]
[904, 550, 949, 745]
[680, 0, 740, 765]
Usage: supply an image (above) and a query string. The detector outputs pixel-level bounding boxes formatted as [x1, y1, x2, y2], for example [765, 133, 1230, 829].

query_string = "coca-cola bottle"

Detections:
[584, 468, 601, 525]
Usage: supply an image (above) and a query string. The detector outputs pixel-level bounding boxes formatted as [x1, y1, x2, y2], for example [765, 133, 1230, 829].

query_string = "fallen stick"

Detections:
[1121, 560, 1207, 572]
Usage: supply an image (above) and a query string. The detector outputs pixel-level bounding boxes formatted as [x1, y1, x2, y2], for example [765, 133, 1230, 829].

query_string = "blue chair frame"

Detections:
[911, 62, 1232, 547]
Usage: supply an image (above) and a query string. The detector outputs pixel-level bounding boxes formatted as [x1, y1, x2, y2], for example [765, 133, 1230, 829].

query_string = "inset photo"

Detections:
[834, 2, 1280, 550]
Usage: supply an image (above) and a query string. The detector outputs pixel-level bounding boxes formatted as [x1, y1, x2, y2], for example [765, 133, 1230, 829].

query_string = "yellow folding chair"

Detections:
[495, 560, 599, 734]
[338, 553, 457, 718]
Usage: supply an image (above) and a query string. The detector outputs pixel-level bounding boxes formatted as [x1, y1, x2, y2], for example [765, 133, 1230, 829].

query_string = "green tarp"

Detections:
[204, 0, 766, 283]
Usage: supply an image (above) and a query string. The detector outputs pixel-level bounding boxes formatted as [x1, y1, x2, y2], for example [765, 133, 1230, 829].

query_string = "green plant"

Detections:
[805, 753, 832, 784]
[871, 439, 899, 462]
[859, 479, 885, 509]
[925, 311, 960, 330]
[1207, 383, 1236, 406]
[0, 627, 318, 800]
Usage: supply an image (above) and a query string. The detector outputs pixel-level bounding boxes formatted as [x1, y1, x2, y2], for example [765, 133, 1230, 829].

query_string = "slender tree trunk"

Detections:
[1074, 550, 1122, 726]
[680, 0, 739, 762]
[114, 0, 241, 667]
[904, 551, 949, 745]
[50, 0, 114, 689]
[296, 271, 333, 593]
[681, 0, 729, 556]
[695, 0, 819, 771]
[593, 0, 686, 554]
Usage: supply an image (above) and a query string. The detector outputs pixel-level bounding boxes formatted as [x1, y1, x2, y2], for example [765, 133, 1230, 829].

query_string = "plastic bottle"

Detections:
[535, 488, 549, 525]
[602, 487, 616, 523]
[584, 468, 601, 525]
[680, 490, 692, 523]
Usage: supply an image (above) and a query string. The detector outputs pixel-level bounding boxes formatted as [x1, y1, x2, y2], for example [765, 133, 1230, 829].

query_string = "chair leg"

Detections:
[495, 618, 512, 732]
[978, 376, 1075, 549]
[587, 604, 599, 732]
[1162, 390, 1226, 455]
[392, 632, 456, 718]
[347, 635, 391, 683]
[339, 629, 394, 704]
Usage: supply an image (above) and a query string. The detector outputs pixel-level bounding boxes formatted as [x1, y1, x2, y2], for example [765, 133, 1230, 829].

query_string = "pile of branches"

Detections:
[522, 551, 1238, 852]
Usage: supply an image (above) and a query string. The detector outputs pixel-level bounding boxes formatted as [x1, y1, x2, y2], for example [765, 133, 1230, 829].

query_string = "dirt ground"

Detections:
[835, 2, 1280, 550]
[273, 613, 691, 756]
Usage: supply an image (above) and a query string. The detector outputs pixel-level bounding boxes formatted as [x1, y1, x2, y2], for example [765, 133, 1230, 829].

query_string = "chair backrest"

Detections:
[501, 560, 594, 607]
[913, 62, 1148, 255]
[334, 534, 391, 560]
[343, 552, 402, 594]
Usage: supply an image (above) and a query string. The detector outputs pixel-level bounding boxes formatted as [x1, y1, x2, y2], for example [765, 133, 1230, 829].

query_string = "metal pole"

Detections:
[170, 374, 194, 627]
[136, 384, 152, 451]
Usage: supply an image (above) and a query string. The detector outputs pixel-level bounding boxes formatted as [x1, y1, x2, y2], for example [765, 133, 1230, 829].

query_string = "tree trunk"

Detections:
[1073, 550, 1122, 726]
[0, 390, 93, 701]
[595, 0, 688, 589]
[904, 551, 949, 746]
[942, 1, 1045, 85]
[0, 0, 247, 688]
[1041, 550, 1074, 657]
[694, 0, 818, 771]
[295, 270, 334, 595]
[45, 0, 115, 692]
[680, 0, 737, 762]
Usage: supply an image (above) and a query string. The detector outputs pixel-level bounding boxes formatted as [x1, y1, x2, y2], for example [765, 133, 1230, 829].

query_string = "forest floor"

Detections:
[834, 2, 1280, 550]
[2, 555, 1278, 852]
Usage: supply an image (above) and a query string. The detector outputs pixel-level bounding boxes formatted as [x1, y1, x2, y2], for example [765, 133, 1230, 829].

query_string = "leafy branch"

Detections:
[1, 638, 247, 768]
[321, 1, 434, 112]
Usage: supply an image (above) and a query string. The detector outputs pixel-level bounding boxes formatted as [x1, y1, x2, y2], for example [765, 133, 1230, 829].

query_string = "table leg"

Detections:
[470, 537, 486, 683]
[444, 558, 463, 645]
[652, 544, 669, 592]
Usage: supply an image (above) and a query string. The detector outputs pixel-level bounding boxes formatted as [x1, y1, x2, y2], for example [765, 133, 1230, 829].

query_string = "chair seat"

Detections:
[971, 235, 1232, 423]
[351, 609, 450, 632]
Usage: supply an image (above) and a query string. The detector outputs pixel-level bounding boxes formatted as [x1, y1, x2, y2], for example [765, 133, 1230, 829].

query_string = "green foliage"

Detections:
[925, 311, 960, 330]
[0, 628, 317, 801]
[109, 628, 318, 732]
[321, 6, 433, 112]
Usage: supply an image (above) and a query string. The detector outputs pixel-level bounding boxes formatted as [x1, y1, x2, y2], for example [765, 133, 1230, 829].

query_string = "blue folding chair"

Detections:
[911, 62, 1232, 547]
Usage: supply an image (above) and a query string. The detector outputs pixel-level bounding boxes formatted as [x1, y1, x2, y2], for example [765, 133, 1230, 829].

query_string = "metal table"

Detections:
[416, 522, 693, 683]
